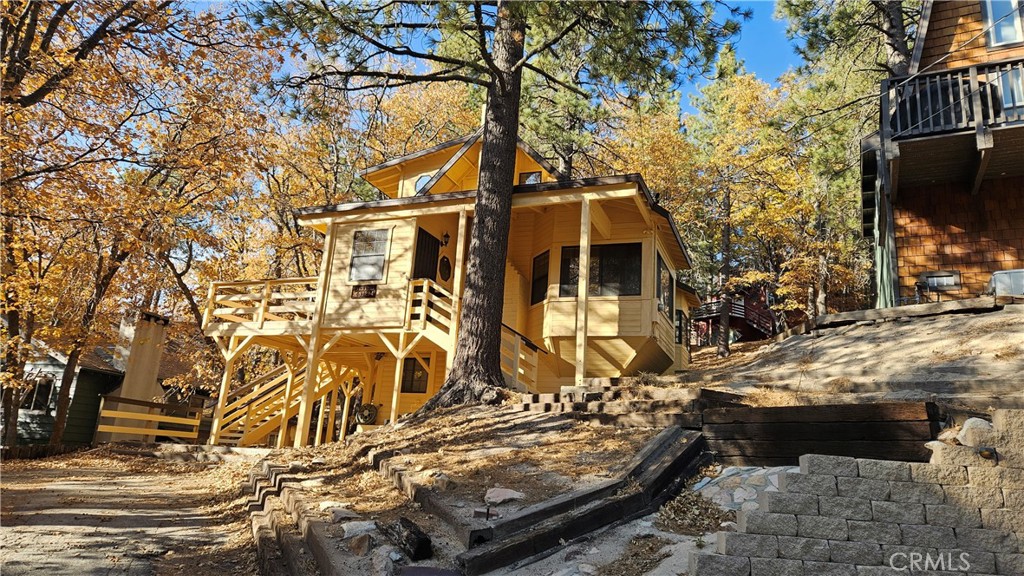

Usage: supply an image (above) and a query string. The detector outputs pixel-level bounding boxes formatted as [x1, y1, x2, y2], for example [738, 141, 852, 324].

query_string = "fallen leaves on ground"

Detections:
[655, 488, 734, 536]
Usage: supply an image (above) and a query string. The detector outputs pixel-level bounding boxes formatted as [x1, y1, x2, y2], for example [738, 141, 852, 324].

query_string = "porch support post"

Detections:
[294, 223, 337, 447]
[276, 359, 297, 449]
[389, 333, 407, 425]
[575, 198, 592, 385]
[209, 335, 252, 445]
[338, 374, 358, 442]
[446, 209, 469, 374]
[294, 337, 321, 447]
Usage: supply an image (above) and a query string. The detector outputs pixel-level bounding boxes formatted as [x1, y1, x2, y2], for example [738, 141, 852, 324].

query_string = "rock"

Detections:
[311, 457, 326, 466]
[348, 533, 371, 556]
[341, 520, 378, 539]
[692, 477, 712, 490]
[320, 500, 352, 512]
[288, 461, 308, 473]
[957, 417, 993, 446]
[937, 427, 960, 442]
[371, 545, 401, 576]
[433, 473, 453, 491]
[484, 487, 525, 505]
[577, 563, 598, 575]
[720, 521, 739, 532]
[331, 507, 361, 523]
[300, 478, 325, 488]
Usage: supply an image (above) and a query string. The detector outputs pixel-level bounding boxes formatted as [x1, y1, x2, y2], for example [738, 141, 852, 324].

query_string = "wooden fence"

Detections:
[94, 395, 204, 443]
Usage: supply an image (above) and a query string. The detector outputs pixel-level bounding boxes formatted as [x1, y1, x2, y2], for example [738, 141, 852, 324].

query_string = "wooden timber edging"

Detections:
[702, 402, 943, 466]
[244, 461, 349, 576]
[777, 296, 1006, 342]
[454, 428, 710, 575]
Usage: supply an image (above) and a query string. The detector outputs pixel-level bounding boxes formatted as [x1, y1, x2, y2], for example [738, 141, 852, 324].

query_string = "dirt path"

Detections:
[0, 451, 257, 576]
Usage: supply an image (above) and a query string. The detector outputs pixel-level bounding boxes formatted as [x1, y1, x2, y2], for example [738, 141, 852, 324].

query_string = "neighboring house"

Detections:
[862, 0, 1024, 307]
[2, 311, 180, 445]
[202, 132, 698, 448]
[690, 286, 776, 347]
[9, 345, 124, 445]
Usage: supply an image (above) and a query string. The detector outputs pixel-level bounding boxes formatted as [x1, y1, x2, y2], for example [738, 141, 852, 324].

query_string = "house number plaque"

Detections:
[351, 285, 378, 299]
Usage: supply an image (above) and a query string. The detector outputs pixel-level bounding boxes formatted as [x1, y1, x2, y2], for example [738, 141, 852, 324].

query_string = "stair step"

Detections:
[565, 411, 703, 429]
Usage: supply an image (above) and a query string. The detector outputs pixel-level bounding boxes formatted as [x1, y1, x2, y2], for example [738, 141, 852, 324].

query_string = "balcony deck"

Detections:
[881, 57, 1024, 191]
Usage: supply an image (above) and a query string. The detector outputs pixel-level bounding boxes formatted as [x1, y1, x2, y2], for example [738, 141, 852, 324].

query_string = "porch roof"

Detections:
[295, 173, 692, 269]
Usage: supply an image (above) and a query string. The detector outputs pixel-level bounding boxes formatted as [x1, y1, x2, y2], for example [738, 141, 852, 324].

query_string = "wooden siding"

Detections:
[920, 1, 1024, 71]
[893, 175, 1024, 299]
[360, 351, 446, 421]
[322, 220, 416, 328]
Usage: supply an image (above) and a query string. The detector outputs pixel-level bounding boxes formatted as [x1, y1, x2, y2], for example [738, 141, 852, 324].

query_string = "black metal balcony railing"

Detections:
[692, 299, 774, 336]
[882, 57, 1024, 141]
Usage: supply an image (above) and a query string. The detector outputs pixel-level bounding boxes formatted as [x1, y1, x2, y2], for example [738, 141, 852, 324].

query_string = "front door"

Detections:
[412, 228, 440, 281]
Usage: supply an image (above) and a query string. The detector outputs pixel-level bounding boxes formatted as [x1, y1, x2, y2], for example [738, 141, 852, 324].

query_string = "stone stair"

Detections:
[690, 409, 1024, 575]
[518, 383, 745, 429]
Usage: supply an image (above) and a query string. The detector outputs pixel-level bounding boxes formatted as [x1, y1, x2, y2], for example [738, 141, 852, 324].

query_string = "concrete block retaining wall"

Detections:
[691, 409, 1024, 575]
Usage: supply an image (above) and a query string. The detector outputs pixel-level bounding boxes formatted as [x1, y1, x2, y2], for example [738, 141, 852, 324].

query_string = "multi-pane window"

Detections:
[349, 229, 389, 282]
[984, 0, 1024, 46]
[530, 251, 549, 305]
[657, 254, 674, 317]
[21, 373, 54, 411]
[558, 243, 642, 297]
[400, 357, 429, 393]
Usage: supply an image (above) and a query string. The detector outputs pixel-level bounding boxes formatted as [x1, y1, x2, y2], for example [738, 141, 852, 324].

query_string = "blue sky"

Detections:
[731, 1, 804, 82]
[678, 0, 803, 113]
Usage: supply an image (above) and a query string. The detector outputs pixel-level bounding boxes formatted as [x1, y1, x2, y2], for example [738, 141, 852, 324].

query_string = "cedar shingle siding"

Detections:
[893, 175, 1024, 299]
[920, 1, 1024, 72]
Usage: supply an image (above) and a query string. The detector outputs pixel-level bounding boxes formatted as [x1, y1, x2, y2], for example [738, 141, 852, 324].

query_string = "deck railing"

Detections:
[693, 299, 774, 336]
[203, 277, 318, 330]
[882, 57, 1024, 141]
[406, 278, 455, 335]
[500, 323, 543, 393]
[94, 395, 204, 442]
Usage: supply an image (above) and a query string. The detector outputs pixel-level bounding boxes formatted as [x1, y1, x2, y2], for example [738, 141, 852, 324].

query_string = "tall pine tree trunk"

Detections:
[877, 0, 911, 75]
[717, 187, 732, 358]
[421, 2, 525, 410]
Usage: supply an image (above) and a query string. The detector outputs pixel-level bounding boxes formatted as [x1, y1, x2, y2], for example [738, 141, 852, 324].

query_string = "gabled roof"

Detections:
[360, 130, 568, 198]
[416, 130, 482, 196]
[416, 134, 567, 196]
[359, 133, 478, 177]
[908, 0, 934, 74]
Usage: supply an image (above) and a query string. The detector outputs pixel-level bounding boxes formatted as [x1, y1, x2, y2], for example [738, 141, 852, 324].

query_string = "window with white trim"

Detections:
[349, 229, 389, 282]
[983, 0, 1024, 46]
[656, 254, 674, 317]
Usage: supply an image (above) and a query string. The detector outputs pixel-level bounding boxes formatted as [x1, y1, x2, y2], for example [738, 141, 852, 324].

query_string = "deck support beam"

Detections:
[209, 335, 254, 445]
[590, 199, 611, 239]
[381, 331, 425, 425]
[276, 358, 300, 448]
[337, 368, 361, 442]
[293, 224, 338, 447]
[575, 198, 592, 385]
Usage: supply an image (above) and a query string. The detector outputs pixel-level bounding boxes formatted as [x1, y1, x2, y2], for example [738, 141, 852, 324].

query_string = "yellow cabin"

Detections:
[202, 132, 700, 447]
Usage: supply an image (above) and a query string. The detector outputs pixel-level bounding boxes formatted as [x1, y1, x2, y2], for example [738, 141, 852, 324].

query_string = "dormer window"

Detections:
[983, 0, 1024, 47]
[519, 171, 542, 185]
[414, 174, 433, 194]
